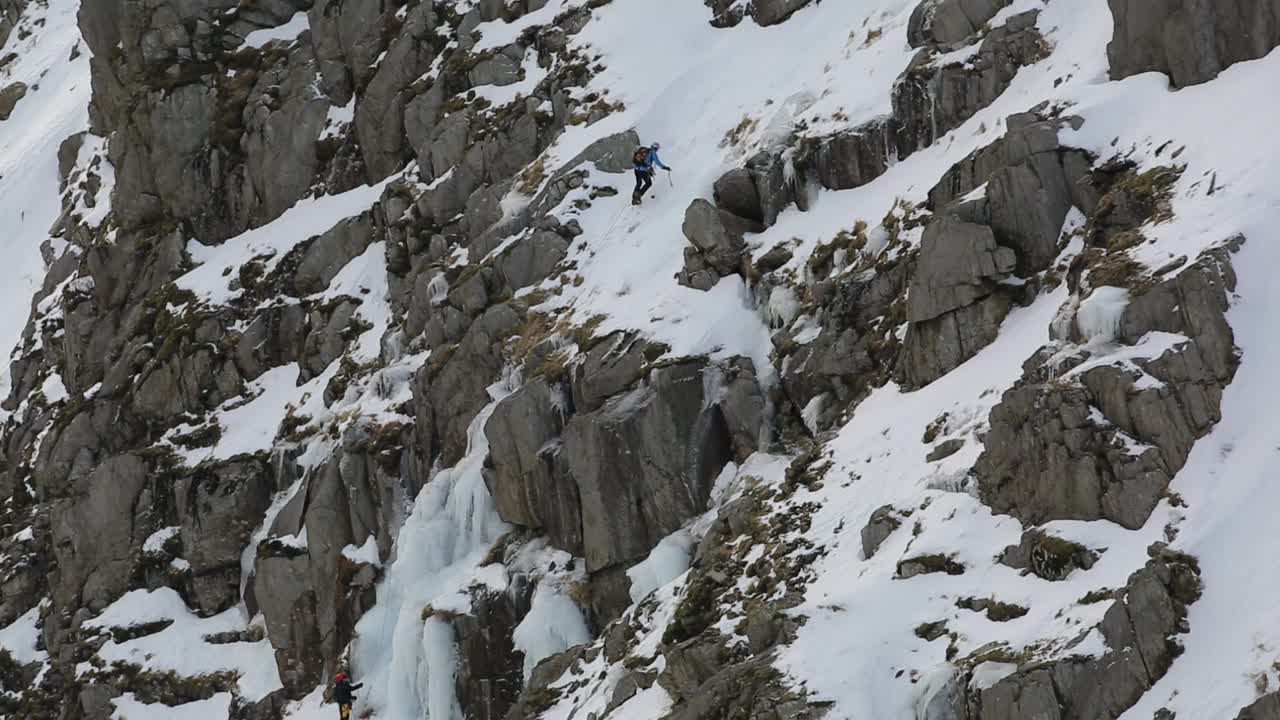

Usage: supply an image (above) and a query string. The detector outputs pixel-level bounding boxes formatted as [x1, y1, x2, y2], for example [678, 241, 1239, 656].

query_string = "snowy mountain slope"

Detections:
[0, 0, 1276, 718]
[0, 0, 91, 407]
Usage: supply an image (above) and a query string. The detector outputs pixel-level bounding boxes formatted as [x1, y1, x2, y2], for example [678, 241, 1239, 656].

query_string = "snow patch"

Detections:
[243, 12, 309, 49]
[626, 530, 696, 603]
[512, 586, 592, 681]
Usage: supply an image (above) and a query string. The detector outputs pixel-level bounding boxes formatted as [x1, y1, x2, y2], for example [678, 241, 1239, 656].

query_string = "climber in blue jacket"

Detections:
[632, 142, 671, 205]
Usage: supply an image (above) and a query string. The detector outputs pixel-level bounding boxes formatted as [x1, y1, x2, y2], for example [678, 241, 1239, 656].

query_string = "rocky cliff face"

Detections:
[0, 0, 1277, 719]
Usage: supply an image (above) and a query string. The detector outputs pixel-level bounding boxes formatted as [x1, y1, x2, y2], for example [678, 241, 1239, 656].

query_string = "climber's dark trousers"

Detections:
[634, 169, 653, 198]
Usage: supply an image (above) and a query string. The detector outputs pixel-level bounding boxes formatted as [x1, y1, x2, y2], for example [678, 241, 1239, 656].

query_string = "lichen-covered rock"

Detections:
[932, 113, 1097, 275]
[49, 454, 148, 616]
[1107, 0, 1280, 88]
[569, 332, 650, 414]
[241, 44, 332, 224]
[291, 212, 378, 296]
[899, 292, 1012, 389]
[308, 0, 391, 103]
[414, 304, 521, 466]
[252, 442, 384, 693]
[907, 217, 1016, 324]
[897, 216, 1016, 388]
[496, 230, 569, 292]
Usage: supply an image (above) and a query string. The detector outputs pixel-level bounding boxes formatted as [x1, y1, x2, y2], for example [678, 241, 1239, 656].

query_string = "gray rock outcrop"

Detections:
[908, 0, 1013, 48]
[1108, 0, 1280, 88]
[977, 241, 1241, 529]
[678, 198, 765, 289]
[963, 553, 1201, 719]
[893, 11, 1047, 158]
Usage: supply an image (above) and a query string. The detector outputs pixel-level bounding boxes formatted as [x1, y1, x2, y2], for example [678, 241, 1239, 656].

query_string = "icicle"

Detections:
[422, 618, 463, 720]
[1075, 286, 1131, 345]
[351, 393, 510, 720]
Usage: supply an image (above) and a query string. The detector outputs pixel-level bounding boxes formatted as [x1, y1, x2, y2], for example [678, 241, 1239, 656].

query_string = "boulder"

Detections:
[932, 113, 1096, 275]
[469, 52, 522, 87]
[908, 0, 1013, 48]
[681, 199, 764, 276]
[0, 81, 27, 120]
[860, 505, 901, 559]
[1108, 0, 1280, 88]
[752, 0, 814, 26]
[907, 217, 1015, 323]
[291, 212, 378, 296]
[999, 529, 1098, 581]
[712, 167, 763, 223]
[496, 230, 569, 292]
[809, 119, 893, 192]
[746, 150, 804, 227]
[897, 216, 1016, 388]
[569, 332, 650, 414]
[900, 293, 1012, 389]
